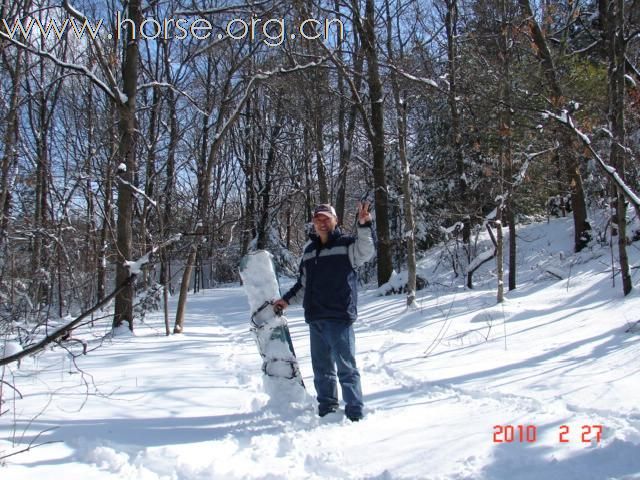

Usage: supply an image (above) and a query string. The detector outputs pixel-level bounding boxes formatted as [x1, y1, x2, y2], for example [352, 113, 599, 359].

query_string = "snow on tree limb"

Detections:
[386, 64, 442, 92]
[467, 248, 496, 272]
[176, 1, 272, 16]
[0, 275, 135, 367]
[514, 146, 558, 186]
[124, 234, 182, 275]
[0, 30, 117, 102]
[116, 176, 158, 209]
[626, 56, 640, 80]
[136, 82, 208, 117]
[0, 235, 182, 367]
[212, 58, 327, 146]
[62, 0, 124, 102]
[544, 110, 640, 210]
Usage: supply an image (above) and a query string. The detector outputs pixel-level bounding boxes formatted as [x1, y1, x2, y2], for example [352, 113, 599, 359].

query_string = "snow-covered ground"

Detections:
[2, 217, 640, 479]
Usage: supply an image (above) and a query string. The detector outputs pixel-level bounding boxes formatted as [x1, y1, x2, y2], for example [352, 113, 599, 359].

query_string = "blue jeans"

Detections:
[309, 320, 363, 418]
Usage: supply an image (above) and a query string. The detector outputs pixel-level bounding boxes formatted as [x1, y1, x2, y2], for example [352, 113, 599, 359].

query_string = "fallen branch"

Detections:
[0, 235, 182, 367]
[0, 274, 137, 367]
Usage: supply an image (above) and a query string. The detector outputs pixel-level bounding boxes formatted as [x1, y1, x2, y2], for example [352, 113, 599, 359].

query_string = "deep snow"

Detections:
[1, 217, 640, 479]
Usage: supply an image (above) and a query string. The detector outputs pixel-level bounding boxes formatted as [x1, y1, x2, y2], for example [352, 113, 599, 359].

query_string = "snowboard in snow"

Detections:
[239, 250, 304, 387]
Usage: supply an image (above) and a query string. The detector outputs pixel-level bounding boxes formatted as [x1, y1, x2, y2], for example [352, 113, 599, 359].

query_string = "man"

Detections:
[274, 202, 375, 421]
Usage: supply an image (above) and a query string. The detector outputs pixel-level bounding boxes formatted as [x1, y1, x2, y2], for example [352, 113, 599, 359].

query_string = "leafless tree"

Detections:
[385, 0, 417, 306]
[600, 0, 633, 295]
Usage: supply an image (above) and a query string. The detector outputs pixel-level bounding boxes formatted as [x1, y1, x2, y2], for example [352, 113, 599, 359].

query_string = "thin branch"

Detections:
[116, 175, 158, 209]
[383, 62, 446, 95]
[0, 275, 136, 367]
[318, 43, 375, 141]
[213, 57, 328, 146]
[545, 110, 640, 212]
[136, 81, 208, 116]
[626, 29, 640, 43]
[62, 0, 122, 99]
[176, 0, 274, 16]
[0, 380, 23, 399]
[0, 31, 116, 101]
[0, 235, 181, 367]
[625, 56, 640, 82]
[0, 428, 60, 461]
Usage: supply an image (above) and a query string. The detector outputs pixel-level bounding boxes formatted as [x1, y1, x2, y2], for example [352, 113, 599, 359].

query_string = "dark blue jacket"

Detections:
[283, 224, 375, 324]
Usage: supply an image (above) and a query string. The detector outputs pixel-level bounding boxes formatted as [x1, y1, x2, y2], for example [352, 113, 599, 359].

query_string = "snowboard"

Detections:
[239, 250, 304, 387]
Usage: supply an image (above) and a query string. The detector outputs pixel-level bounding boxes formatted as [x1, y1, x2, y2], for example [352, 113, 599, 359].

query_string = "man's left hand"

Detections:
[357, 201, 372, 225]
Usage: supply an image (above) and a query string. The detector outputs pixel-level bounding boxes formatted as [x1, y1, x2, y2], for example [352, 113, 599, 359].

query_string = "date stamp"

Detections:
[493, 424, 603, 444]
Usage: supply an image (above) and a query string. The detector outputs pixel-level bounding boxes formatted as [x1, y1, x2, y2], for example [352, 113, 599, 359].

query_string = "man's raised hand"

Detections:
[357, 201, 372, 225]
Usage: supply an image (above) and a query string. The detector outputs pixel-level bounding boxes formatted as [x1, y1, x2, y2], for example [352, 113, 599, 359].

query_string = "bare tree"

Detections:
[444, 0, 466, 193]
[600, 0, 633, 295]
[0, 37, 25, 245]
[385, 0, 417, 307]
[111, 0, 142, 331]
[335, 14, 364, 223]
[174, 43, 270, 333]
[518, 0, 591, 253]
[499, 0, 516, 294]
[354, 0, 393, 286]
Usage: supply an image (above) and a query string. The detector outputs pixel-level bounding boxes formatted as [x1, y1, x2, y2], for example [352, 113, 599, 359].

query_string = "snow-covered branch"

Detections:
[385, 63, 441, 92]
[625, 56, 640, 83]
[0, 235, 183, 367]
[116, 175, 158, 209]
[63, 0, 123, 101]
[137, 81, 208, 116]
[0, 275, 135, 367]
[513, 146, 557, 187]
[544, 110, 640, 211]
[467, 248, 496, 272]
[124, 234, 182, 275]
[0, 30, 116, 101]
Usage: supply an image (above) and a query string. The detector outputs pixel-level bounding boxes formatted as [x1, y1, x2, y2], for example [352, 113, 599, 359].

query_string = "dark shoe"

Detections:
[345, 406, 363, 422]
[318, 405, 338, 417]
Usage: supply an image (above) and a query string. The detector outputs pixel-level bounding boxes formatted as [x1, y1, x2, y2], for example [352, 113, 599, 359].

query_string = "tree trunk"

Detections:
[97, 106, 115, 304]
[30, 54, 57, 306]
[160, 60, 178, 293]
[496, 217, 505, 303]
[0, 48, 23, 245]
[173, 49, 255, 332]
[140, 86, 159, 289]
[602, 0, 632, 295]
[314, 108, 330, 205]
[499, 0, 517, 292]
[445, 0, 465, 191]
[257, 106, 283, 249]
[507, 204, 517, 291]
[518, 0, 590, 253]
[113, 0, 142, 331]
[335, 32, 363, 224]
[174, 244, 196, 333]
[358, 0, 393, 286]
[386, 0, 417, 306]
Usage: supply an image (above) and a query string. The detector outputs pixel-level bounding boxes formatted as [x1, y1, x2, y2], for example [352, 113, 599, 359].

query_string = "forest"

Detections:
[0, 0, 639, 355]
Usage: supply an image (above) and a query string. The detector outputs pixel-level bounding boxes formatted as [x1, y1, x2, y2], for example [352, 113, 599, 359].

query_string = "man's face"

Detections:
[312, 214, 337, 235]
